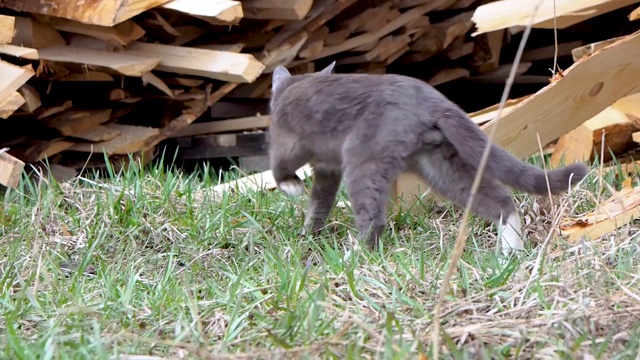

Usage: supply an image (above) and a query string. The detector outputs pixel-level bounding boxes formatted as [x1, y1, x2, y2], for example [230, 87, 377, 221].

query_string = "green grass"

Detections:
[1, 154, 640, 359]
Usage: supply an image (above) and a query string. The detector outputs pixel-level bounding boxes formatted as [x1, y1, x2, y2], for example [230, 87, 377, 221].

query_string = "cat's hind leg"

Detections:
[414, 154, 524, 256]
[342, 160, 404, 249]
[269, 131, 309, 197]
[301, 165, 342, 235]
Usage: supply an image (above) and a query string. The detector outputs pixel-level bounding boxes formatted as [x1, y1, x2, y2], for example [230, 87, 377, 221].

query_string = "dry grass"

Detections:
[0, 156, 639, 359]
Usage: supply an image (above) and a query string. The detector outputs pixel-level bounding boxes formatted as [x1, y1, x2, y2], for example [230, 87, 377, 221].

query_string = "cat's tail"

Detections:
[435, 111, 589, 196]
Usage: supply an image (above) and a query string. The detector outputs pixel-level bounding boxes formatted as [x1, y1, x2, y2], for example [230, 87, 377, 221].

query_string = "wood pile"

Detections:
[0, 0, 639, 191]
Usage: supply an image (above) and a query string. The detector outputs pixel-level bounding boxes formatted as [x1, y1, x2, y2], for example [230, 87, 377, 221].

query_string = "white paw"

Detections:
[499, 213, 524, 257]
[279, 179, 305, 197]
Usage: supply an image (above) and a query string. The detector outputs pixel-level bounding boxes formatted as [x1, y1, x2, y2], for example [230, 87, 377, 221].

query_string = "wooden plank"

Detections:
[38, 46, 161, 77]
[125, 42, 265, 83]
[71, 125, 122, 142]
[0, 44, 39, 60]
[46, 18, 145, 46]
[559, 178, 640, 243]
[241, 0, 314, 20]
[479, 31, 640, 161]
[167, 115, 271, 138]
[0, 92, 25, 119]
[0, 15, 15, 44]
[0, 0, 171, 27]
[0, 150, 24, 189]
[0, 60, 34, 104]
[68, 123, 161, 155]
[17, 84, 41, 113]
[161, 0, 243, 25]
[42, 109, 113, 136]
[212, 164, 313, 194]
[471, 0, 640, 36]
[631, 5, 640, 20]
[11, 16, 66, 48]
[521, 40, 584, 62]
[571, 37, 624, 62]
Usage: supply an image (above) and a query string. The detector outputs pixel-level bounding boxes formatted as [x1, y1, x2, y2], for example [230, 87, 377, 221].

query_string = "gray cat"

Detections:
[268, 62, 588, 255]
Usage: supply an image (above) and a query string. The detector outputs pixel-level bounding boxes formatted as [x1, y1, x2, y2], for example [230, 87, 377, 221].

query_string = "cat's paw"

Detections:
[279, 178, 305, 197]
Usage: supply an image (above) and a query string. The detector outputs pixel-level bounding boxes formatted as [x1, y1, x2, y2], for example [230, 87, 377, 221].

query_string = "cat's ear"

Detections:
[319, 61, 336, 75]
[272, 65, 292, 94]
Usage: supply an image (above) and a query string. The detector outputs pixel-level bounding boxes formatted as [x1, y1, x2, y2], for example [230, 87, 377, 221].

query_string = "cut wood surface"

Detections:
[0, 60, 34, 104]
[0, 44, 39, 60]
[11, 16, 66, 48]
[471, 0, 640, 35]
[38, 46, 160, 77]
[0, 92, 25, 119]
[560, 178, 640, 243]
[0, 149, 25, 189]
[68, 124, 161, 155]
[212, 164, 313, 194]
[17, 84, 41, 113]
[161, 0, 243, 25]
[571, 37, 624, 62]
[0, 14, 14, 44]
[125, 42, 265, 82]
[631, 5, 640, 20]
[241, 0, 314, 20]
[167, 115, 271, 138]
[46, 18, 146, 46]
[42, 109, 113, 136]
[480, 31, 640, 161]
[0, 0, 172, 27]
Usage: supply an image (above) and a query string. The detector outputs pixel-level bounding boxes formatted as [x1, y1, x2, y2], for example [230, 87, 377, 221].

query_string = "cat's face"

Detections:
[271, 61, 336, 97]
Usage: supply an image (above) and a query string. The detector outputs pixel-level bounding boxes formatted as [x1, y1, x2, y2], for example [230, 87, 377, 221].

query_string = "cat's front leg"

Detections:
[301, 167, 342, 236]
[269, 134, 308, 197]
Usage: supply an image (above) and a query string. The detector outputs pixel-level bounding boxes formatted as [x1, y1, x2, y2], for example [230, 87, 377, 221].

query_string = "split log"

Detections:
[38, 46, 161, 77]
[471, 0, 640, 35]
[0, 14, 14, 44]
[167, 115, 271, 138]
[160, 0, 244, 25]
[0, 0, 171, 27]
[42, 18, 146, 46]
[560, 177, 640, 243]
[0, 60, 34, 103]
[11, 17, 66, 48]
[125, 42, 265, 83]
[241, 0, 314, 20]
[0, 150, 25, 189]
[0, 44, 39, 60]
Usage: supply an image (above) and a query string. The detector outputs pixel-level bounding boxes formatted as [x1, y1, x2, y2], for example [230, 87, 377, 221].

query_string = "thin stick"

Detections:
[430, 1, 545, 358]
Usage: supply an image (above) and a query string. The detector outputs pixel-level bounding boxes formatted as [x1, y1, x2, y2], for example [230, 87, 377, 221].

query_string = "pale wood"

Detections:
[467, 95, 530, 125]
[480, 31, 640, 161]
[47, 18, 145, 46]
[72, 125, 122, 142]
[171, 25, 206, 46]
[521, 40, 584, 61]
[68, 123, 160, 155]
[168, 115, 271, 138]
[213, 164, 313, 194]
[161, 0, 243, 25]
[17, 84, 41, 113]
[0, 150, 25, 189]
[298, 26, 329, 59]
[43, 109, 113, 136]
[632, 131, 640, 144]
[428, 68, 470, 86]
[141, 71, 175, 98]
[298, 1, 455, 63]
[195, 43, 244, 52]
[0, 60, 35, 105]
[11, 17, 66, 48]
[125, 42, 265, 83]
[242, 0, 314, 20]
[324, 29, 351, 46]
[0, 92, 25, 119]
[38, 46, 161, 77]
[471, 0, 640, 36]
[551, 94, 640, 167]
[560, 178, 640, 243]
[631, 5, 640, 20]
[0, 44, 39, 60]
[37, 101, 73, 120]
[571, 37, 625, 62]
[0, 0, 171, 27]
[0, 15, 15, 44]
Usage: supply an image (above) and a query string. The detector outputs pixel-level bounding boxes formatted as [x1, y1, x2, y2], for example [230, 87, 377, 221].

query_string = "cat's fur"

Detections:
[268, 62, 588, 255]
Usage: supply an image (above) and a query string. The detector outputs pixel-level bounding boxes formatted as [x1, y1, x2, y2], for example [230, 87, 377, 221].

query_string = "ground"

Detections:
[1, 155, 639, 359]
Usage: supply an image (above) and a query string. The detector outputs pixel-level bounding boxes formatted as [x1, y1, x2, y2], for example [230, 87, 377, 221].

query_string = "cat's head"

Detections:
[271, 61, 336, 98]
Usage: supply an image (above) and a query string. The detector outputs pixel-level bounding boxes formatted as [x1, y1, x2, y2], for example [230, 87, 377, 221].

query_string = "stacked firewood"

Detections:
[0, 0, 639, 189]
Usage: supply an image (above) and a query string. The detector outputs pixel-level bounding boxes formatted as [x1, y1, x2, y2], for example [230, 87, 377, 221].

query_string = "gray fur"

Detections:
[268, 63, 589, 250]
